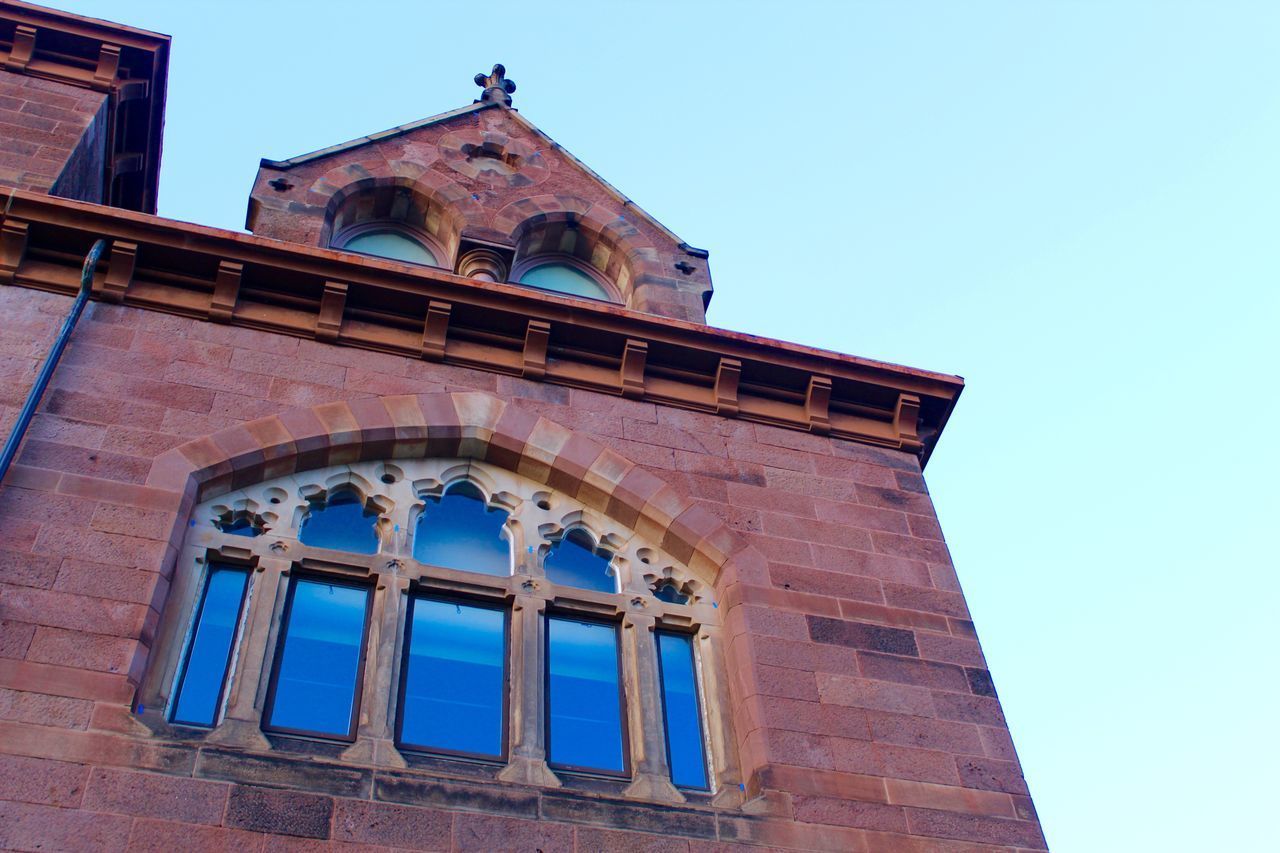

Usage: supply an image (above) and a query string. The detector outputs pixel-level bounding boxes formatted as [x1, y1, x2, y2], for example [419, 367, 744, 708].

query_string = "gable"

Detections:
[246, 100, 713, 322]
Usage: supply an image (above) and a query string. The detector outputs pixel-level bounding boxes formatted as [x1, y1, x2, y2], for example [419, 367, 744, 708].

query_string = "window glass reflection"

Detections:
[171, 564, 249, 727]
[653, 582, 689, 604]
[299, 489, 379, 554]
[218, 515, 261, 537]
[342, 230, 438, 266]
[399, 598, 505, 758]
[657, 632, 709, 790]
[546, 616, 625, 773]
[544, 529, 615, 593]
[518, 263, 610, 300]
[413, 482, 510, 575]
[266, 578, 370, 738]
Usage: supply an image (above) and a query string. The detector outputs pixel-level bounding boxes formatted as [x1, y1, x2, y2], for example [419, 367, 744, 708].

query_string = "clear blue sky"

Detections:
[53, 2, 1280, 849]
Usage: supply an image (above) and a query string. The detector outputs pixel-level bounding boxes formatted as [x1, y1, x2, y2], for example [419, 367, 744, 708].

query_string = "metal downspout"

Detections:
[0, 238, 109, 485]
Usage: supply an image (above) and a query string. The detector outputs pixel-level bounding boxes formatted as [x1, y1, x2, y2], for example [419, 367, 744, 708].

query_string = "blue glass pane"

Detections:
[413, 482, 510, 575]
[653, 582, 689, 604]
[299, 490, 379, 554]
[219, 516, 260, 537]
[518, 263, 610, 300]
[658, 632, 708, 789]
[171, 565, 249, 726]
[399, 598, 505, 757]
[547, 617, 624, 772]
[544, 529, 615, 593]
[343, 230, 438, 266]
[267, 579, 369, 737]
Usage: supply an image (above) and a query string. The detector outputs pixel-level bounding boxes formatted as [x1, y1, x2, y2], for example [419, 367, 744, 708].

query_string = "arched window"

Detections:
[543, 527, 615, 593]
[149, 458, 727, 803]
[516, 260, 612, 301]
[325, 184, 453, 269]
[413, 480, 510, 575]
[340, 228, 439, 266]
[298, 487, 380, 554]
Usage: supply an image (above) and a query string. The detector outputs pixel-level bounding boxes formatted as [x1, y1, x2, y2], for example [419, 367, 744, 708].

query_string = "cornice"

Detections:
[0, 190, 963, 466]
[0, 0, 169, 213]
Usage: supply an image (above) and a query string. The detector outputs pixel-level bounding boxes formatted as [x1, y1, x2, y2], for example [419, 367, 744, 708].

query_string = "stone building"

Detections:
[0, 2, 1046, 850]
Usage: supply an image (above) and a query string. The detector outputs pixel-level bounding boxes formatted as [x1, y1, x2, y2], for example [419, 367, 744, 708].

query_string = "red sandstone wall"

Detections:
[0, 286, 1045, 851]
[0, 72, 106, 198]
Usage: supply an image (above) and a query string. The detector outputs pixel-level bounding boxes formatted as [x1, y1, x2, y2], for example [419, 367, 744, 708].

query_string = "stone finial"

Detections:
[474, 63, 517, 106]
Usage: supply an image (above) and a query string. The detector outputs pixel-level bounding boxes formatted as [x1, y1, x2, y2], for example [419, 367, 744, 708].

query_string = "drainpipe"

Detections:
[0, 238, 109, 485]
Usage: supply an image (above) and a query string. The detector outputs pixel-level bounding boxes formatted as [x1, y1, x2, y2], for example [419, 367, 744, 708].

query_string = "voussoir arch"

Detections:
[148, 391, 754, 589]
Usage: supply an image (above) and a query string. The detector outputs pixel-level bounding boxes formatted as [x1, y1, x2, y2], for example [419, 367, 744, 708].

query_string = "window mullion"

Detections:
[495, 591, 561, 787]
[696, 625, 740, 806]
[620, 612, 685, 803]
[340, 575, 402, 763]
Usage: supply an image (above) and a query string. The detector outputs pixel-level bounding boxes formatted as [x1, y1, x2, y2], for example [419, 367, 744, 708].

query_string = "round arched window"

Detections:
[517, 261, 611, 301]
[340, 229, 439, 266]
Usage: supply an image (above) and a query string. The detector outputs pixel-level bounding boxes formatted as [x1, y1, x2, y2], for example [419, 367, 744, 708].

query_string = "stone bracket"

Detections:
[208, 260, 242, 323]
[0, 219, 30, 285]
[620, 339, 648, 399]
[715, 357, 741, 416]
[522, 319, 550, 380]
[93, 43, 122, 90]
[316, 280, 347, 342]
[421, 299, 451, 361]
[805, 375, 832, 435]
[4, 25, 36, 72]
[895, 393, 922, 450]
[99, 240, 137, 303]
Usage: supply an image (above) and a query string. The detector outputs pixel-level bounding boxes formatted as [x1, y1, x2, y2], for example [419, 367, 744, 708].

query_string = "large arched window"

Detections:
[146, 459, 730, 804]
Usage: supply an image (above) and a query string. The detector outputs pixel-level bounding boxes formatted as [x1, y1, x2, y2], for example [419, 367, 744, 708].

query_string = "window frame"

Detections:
[394, 589, 512, 763]
[261, 570, 376, 743]
[543, 609, 632, 780]
[655, 627, 712, 792]
[330, 220, 449, 269]
[508, 254, 620, 303]
[169, 561, 252, 729]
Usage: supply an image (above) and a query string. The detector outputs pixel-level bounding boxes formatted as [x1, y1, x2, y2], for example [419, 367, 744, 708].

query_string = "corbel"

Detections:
[93, 43, 122, 90]
[714, 357, 741, 416]
[117, 79, 149, 103]
[316, 280, 347, 343]
[0, 219, 29, 285]
[420, 299, 452, 361]
[805, 375, 832, 435]
[112, 152, 143, 177]
[208, 260, 242, 323]
[522, 319, 551, 380]
[620, 339, 648, 399]
[4, 26, 36, 72]
[99, 240, 137, 303]
[894, 393, 922, 451]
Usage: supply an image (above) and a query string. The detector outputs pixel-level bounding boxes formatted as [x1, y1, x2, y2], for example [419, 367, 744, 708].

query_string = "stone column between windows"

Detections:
[621, 612, 685, 803]
[698, 624, 743, 808]
[496, 590, 561, 787]
[206, 555, 289, 750]
[343, 573, 407, 767]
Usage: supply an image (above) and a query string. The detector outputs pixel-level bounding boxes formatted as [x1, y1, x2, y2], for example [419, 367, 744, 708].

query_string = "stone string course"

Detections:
[0, 285, 1045, 851]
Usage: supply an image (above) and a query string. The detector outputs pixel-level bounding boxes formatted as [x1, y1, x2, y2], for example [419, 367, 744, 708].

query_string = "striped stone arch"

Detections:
[492, 195, 669, 306]
[306, 161, 487, 258]
[146, 391, 759, 591]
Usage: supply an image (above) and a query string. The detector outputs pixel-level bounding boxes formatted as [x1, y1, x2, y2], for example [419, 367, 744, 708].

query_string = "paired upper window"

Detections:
[158, 459, 718, 795]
